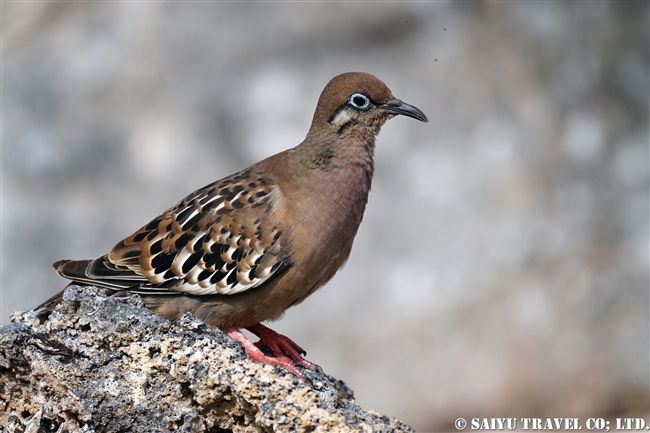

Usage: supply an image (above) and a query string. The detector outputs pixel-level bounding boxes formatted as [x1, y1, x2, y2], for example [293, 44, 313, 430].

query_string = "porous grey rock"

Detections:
[0, 286, 413, 432]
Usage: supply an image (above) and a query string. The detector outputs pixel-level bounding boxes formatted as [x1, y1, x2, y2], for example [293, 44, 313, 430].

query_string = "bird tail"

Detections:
[32, 260, 92, 320]
[34, 258, 140, 321]
[52, 256, 147, 289]
[53, 259, 91, 279]
[33, 287, 67, 318]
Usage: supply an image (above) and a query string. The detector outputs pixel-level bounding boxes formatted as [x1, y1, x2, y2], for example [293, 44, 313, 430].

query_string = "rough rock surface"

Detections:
[0, 286, 413, 432]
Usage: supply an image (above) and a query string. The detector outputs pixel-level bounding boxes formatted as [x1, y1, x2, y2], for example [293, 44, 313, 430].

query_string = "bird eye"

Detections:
[348, 93, 371, 110]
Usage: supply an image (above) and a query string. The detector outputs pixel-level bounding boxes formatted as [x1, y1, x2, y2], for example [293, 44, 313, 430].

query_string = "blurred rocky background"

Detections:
[2, 2, 648, 431]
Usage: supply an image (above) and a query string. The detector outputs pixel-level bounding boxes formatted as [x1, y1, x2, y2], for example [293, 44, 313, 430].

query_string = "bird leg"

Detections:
[246, 323, 315, 371]
[221, 326, 311, 379]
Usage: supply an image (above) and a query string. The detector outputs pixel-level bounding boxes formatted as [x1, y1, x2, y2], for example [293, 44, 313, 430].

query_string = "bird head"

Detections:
[309, 72, 428, 138]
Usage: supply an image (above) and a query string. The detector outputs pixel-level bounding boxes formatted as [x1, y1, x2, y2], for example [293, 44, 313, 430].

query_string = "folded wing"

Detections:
[55, 168, 291, 296]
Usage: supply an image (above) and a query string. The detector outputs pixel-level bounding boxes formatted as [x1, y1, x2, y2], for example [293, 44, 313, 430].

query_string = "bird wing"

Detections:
[87, 167, 291, 296]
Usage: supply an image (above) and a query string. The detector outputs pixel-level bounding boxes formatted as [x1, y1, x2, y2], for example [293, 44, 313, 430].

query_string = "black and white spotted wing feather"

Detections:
[57, 168, 291, 296]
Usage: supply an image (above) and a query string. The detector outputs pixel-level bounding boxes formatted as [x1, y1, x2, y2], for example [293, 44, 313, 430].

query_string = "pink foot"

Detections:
[247, 323, 315, 371]
[221, 325, 313, 379]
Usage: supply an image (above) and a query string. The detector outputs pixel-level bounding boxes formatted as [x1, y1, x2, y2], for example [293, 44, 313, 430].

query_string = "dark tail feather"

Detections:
[35, 259, 102, 322]
[54, 259, 92, 279]
[35, 287, 67, 311]
[52, 259, 72, 270]
[32, 260, 82, 319]
[33, 287, 67, 322]
[36, 257, 151, 323]
[52, 257, 144, 290]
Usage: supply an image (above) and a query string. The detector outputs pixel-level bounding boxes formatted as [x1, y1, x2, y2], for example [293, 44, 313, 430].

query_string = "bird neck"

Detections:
[283, 130, 376, 235]
[289, 127, 376, 177]
[278, 132, 376, 265]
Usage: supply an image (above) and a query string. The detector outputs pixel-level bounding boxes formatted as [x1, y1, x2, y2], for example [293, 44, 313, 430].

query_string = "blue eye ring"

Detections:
[348, 93, 371, 110]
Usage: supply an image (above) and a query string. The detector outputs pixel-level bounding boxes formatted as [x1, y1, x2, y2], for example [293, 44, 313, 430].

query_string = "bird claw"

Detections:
[221, 324, 315, 379]
[247, 323, 315, 371]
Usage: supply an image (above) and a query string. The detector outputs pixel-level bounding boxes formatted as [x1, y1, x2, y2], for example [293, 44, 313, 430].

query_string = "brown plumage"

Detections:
[36, 72, 427, 378]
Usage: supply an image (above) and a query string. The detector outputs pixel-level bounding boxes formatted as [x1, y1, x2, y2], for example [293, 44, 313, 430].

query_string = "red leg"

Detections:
[221, 327, 306, 379]
[246, 323, 315, 371]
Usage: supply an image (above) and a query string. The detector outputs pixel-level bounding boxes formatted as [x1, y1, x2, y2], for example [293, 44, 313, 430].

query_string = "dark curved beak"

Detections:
[381, 98, 428, 123]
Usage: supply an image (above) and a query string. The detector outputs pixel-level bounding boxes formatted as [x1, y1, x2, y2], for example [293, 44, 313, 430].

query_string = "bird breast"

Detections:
[277, 160, 373, 283]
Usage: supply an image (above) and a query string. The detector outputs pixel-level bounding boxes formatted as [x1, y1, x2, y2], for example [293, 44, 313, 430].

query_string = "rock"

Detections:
[0, 286, 413, 432]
